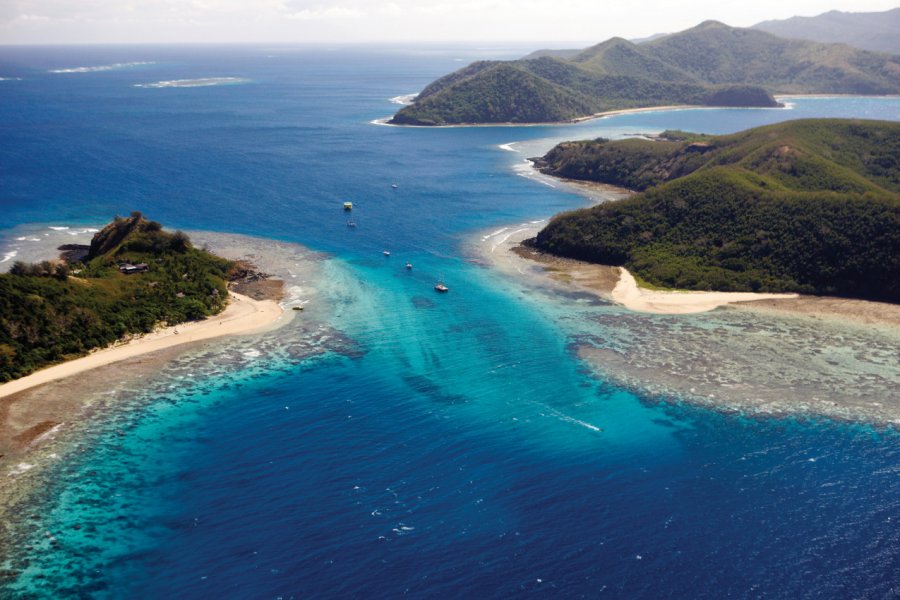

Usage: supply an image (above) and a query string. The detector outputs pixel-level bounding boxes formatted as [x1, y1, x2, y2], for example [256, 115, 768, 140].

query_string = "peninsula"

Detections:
[528, 119, 900, 302]
[390, 21, 900, 126]
[0, 213, 284, 389]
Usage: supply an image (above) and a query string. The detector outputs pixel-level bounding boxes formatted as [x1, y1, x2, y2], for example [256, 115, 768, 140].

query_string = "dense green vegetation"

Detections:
[531, 119, 900, 302]
[391, 21, 900, 125]
[0, 213, 233, 382]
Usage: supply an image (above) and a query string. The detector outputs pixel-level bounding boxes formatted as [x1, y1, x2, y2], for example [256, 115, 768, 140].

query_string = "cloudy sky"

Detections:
[1, 0, 897, 45]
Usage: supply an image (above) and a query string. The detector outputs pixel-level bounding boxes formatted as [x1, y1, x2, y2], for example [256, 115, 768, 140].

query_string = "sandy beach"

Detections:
[375, 103, 713, 128]
[489, 224, 798, 314]
[0, 292, 285, 402]
[610, 267, 798, 314]
[481, 222, 900, 327]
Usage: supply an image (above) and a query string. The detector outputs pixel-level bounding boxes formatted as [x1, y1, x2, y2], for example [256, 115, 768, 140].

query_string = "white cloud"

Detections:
[286, 6, 365, 20]
[2, 0, 899, 44]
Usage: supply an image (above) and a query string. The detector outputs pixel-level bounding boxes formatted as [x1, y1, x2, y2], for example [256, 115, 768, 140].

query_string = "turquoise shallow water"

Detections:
[1, 45, 899, 598]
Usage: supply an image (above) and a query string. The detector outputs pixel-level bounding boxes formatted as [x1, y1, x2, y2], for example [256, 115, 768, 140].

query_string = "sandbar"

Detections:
[0, 292, 284, 401]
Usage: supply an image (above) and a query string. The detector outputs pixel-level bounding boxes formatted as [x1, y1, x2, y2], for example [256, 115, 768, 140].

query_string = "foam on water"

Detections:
[49, 61, 155, 74]
[135, 77, 250, 88]
[389, 93, 418, 105]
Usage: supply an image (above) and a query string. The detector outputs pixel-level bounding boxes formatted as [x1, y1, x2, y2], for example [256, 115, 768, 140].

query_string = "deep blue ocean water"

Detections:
[1, 45, 899, 599]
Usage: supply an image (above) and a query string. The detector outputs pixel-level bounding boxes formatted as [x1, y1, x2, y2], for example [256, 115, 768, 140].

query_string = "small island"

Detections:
[390, 21, 900, 126]
[527, 119, 900, 303]
[0, 212, 282, 386]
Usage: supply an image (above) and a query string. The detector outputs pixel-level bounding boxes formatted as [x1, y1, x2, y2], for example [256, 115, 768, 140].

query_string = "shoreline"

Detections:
[1, 230, 332, 567]
[472, 222, 900, 425]
[373, 103, 767, 129]
[375, 93, 900, 129]
[491, 224, 801, 315]
[494, 223, 900, 325]
[775, 93, 900, 99]
[0, 228, 327, 466]
[0, 291, 286, 402]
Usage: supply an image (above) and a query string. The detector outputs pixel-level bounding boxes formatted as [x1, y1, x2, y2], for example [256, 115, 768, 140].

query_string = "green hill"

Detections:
[530, 119, 900, 302]
[390, 21, 900, 125]
[644, 20, 900, 94]
[0, 213, 234, 382]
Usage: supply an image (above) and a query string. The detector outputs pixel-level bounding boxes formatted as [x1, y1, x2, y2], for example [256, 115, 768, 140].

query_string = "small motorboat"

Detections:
[383, 250, 391, 256]
[405, 262, 412, 270]
[434, 276, 449, 293]
[343, 201, 353, 211]
[347, 220, 356, 227]
[391, 183, 399, 189]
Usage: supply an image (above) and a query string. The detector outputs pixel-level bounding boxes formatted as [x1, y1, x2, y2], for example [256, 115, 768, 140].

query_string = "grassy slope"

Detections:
[0, 214, 233, 382]
[532, 119, 900, 302]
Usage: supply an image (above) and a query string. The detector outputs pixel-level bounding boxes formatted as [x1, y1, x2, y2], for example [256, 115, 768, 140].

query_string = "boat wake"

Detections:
[537, 404, 602, 433]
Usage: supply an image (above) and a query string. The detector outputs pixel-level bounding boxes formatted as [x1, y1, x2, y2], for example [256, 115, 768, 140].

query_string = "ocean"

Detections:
[1, 44, 899, 598]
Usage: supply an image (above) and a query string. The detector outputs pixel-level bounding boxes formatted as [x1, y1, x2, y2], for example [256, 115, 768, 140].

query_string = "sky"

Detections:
[0, 0, 898, 45]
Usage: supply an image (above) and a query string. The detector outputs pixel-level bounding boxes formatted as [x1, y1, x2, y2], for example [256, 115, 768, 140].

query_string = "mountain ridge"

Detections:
[391, 21, 900, 126]
[752, 8, 900, 55]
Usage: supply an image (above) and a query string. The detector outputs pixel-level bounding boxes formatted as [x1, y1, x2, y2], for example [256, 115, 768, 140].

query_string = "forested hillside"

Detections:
[530, 120, 900, 302]
[0, 213, 234, 381]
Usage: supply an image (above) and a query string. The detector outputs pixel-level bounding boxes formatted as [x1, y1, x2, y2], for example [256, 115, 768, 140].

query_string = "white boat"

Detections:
[391, 183, 399, 189]
[347, 220, 356, 227]
[383, 250, 391, 256]
[405, 262, 412, 270]
[434, 275, 448, 293]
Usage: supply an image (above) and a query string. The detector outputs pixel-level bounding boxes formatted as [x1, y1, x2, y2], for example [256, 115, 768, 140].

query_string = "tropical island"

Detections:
[389, 21, 900, 126]
[525, 118, 900, 303]
[0, 212, 283, 386]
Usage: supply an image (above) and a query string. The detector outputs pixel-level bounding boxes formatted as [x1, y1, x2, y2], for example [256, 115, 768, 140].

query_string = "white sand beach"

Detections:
[611, 267, 798, 314]
[0, 292, 284, 401]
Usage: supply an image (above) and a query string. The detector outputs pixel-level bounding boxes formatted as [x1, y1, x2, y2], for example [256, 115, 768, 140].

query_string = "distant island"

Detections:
[390, 21, 900, 126]
[527, 119, 900, 303]
[0, 212, 277, 383]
